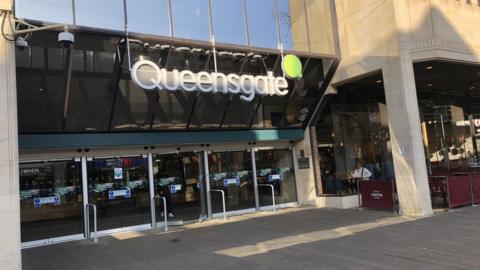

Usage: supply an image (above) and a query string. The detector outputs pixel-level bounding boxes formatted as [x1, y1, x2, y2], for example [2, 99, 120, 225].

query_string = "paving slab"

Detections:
[22, 207, 480, 270]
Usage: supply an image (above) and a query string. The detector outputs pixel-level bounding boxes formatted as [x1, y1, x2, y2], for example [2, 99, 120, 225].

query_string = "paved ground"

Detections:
[22, 206, 480, 270]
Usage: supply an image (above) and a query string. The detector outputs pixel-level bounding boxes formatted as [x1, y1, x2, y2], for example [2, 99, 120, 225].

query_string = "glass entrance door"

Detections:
[208, 151, 256, 213]
[20, 160, 84, 243]
[153, 152, 207, 223]
[87, 157, 151, 232]
[255, 149, 297, 207]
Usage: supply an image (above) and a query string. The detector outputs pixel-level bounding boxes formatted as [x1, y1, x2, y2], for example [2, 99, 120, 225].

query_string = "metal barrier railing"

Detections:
[85, 204, 98, 243]
[259, 184, 276, 213]
[155, 196, 168, 231]
[210, 189, 227, 221]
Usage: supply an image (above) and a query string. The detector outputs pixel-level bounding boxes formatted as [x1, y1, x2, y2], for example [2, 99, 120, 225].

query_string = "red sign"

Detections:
[360, 181, 394, 210]
[448, 176, 471, 208]
[470, 175, 480, 204]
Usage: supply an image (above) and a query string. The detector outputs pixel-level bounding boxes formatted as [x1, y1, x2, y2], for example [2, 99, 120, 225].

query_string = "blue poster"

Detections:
[108, 188, 131, 200]
[223, 177, 240, 187]
[33, 195, 61, 208]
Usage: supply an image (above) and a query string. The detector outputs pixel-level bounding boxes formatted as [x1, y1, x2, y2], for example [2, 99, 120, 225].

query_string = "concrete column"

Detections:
[293, 129, 317, 206]
[382, 51, 433, 216]
[0, 4, 22, 270]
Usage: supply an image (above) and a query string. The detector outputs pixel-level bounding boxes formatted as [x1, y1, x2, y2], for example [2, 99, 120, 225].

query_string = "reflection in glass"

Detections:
[208, 151, 255, 212]
[245, 0, 278, 49]
[256, 149, 297, 205]
[75, 0, 125, 31]
[305, 0, 336, 55]
[315, 84, 395, 195]
[153, 153, 206, 222]
[20, 161, 83, 242]
[171, 0, 210, 41]
[15, 0, 73, 24]
[211, 0, 247, 46]
[87, 157, 150, 231]
[127, 0, 171, 37]
[277, 0, 309, 52]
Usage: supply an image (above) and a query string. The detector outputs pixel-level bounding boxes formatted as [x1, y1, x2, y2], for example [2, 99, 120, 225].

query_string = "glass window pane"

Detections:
[305, 0, 336, 55]
[171, 0, 210, 41]
[127, 0, 171, 37]
[15, 0, 73, 24]
[20, 161, 83, 242]
[245, 0, 278, 49]
[278, 0, 309, 52]
[211, 0, 247, 46]
[75, 0, 125, 31]
[256, 149, 297, 205]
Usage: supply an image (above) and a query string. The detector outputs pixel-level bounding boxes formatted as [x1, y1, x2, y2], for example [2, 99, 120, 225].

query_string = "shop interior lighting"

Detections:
[376, 80, 382, 83]
[175, 46, 191, 52]
[469, 86, 476, 90]
[426, 66, 433, 70]
[190, 48, 203, 53]
[218, 51, 233, 57]
[427, 83, 433, 87]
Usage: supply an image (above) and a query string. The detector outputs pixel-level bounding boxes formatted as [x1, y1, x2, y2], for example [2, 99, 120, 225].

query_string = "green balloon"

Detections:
[282, 54, 302, 79]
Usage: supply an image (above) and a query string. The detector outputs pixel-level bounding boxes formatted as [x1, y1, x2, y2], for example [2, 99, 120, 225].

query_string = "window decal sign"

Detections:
[114, 168, 123, 179]
[131, 59, 289, 102]
[223, 177, 240, 187]
[33, 195, 60, 208]
[109, 188, 131, 200]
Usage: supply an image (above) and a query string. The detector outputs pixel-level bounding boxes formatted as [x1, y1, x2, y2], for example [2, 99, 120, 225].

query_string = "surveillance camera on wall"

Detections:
[15, 37, 28, 50]
[58, 30, 74, 48]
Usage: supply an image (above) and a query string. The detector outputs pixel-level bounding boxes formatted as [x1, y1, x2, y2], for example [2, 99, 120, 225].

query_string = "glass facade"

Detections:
[20, 161, 83, 242]
[414, 61, 480, 174]
[15, 0, 337, 54]
[19, 150, 298, 242]
[314, 75, 395, 195]
[16, 31, 334, 133]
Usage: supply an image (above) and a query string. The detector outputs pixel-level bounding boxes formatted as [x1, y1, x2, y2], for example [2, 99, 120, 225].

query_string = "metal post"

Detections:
[204, 151, 212, 218]
[81, 157, 89, 238]
[210, 190, 227, 221]
[156, 196, 168, 232]
[469, 174, 478, 207]
[148, 153, 156, 228]
[86, 204, 97, 243]
[356, 178, 363, 211]
[259, 184, 276, 213]
[445, 177, 452, 211]
[251, 148, 260, 211]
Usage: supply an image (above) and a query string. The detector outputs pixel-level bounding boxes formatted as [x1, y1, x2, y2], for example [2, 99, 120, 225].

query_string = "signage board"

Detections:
[33, 195, 61, 208]
[131, 60, 290, 102]
[108, 188, 131, 200]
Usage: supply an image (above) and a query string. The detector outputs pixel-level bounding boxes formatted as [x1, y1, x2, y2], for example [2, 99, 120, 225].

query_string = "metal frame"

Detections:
[258, 184, 276, 213]
[85, 204, 98, 243]
[155, 196, 168, 231]
[209, 189, 227, 221]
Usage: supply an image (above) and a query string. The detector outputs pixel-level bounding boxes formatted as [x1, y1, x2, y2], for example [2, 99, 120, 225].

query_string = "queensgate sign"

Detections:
[130, 54, 302, 102]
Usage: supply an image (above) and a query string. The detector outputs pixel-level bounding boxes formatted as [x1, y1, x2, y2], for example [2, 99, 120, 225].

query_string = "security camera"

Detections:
[58, 30, 74, 48]
[15, 37, 28, 50]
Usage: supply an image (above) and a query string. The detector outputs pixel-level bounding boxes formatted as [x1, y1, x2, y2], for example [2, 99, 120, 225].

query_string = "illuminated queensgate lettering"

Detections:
[131, 59, 289, 102]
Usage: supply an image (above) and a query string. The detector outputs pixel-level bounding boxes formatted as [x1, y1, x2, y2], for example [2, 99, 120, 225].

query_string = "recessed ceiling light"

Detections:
[426, 66, 433, 70]
[376, 80, 382, 83]
[427, 83, 433, 87]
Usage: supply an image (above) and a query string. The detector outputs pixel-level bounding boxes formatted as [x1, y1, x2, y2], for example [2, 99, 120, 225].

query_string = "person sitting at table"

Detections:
[350, 162, 372, 181]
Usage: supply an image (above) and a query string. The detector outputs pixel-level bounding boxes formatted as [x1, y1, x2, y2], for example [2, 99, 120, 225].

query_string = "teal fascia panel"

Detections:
[19, 129, 304, 150]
